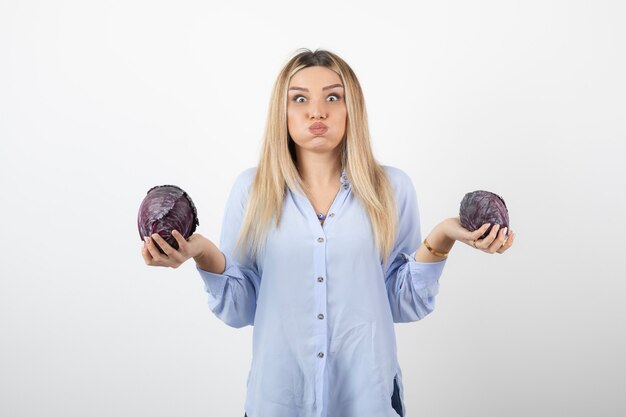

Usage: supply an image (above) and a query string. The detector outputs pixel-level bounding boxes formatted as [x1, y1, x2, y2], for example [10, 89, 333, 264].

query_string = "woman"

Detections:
[142, 48, 514, 417]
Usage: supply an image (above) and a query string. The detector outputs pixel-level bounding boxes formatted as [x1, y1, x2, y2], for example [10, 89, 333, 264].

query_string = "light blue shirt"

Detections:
[196, 165, 447, 417]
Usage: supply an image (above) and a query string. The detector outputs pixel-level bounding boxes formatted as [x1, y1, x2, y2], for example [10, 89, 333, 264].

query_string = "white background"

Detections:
[1, 1, 624, 416]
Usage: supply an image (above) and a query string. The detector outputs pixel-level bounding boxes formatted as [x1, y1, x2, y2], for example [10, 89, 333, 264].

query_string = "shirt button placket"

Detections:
[314, 232, 328, 407]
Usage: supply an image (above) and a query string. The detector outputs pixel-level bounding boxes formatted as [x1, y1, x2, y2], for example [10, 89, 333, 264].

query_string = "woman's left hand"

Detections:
[440, 216, 515, 254]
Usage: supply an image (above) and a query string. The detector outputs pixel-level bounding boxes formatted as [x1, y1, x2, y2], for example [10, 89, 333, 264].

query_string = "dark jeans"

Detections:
[244, 379, 403, 417]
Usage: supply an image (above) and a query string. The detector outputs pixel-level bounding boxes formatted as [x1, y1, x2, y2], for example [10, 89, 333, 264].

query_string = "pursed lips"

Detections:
[309, 122, 328, 134]
[309, 122, 327, 129]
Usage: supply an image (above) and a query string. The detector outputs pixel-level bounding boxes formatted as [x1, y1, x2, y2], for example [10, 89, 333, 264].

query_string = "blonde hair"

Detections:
[234, 48, 398, 267]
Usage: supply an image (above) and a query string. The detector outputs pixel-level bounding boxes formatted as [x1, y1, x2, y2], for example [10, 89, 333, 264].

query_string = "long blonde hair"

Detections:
[234, 48, 398, 267]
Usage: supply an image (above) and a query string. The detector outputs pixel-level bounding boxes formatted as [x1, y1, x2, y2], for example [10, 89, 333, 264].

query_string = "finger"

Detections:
[487, 227, 508, 253]
[150, 233, 176, 258]
[469, 223, 491, 247]
[502, 227, 512, 244]
[497, 230, 515, 254]
[145, 236, 166, 263]
[483, 224, 501, 246]
[152, 233, 185, 265]
[472, 223, 491, 240]
[141, 239, 153, 264]
[171, 229, 187, 252]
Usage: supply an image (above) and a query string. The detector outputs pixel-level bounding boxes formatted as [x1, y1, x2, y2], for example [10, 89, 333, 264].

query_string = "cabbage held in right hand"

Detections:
[459, 190, 510, 240]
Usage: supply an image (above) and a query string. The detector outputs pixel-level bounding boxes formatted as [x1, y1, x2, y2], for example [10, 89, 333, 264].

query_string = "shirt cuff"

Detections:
[195, 251, 239, 299]
[401, 250, 447, 298]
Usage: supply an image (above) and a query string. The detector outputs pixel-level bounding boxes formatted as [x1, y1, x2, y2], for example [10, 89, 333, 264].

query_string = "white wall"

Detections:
[1, 1, 624, 416]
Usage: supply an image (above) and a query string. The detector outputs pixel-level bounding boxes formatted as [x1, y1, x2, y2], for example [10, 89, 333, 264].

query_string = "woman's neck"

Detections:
[296, 151, 342, 189]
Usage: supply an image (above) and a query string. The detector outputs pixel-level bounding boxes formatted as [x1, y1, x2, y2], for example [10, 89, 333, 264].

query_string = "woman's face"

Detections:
[287, 66, 347, 155]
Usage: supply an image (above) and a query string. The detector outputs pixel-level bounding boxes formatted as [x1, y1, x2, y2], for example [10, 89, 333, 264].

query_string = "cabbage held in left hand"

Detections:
[137, 185, 199, 254]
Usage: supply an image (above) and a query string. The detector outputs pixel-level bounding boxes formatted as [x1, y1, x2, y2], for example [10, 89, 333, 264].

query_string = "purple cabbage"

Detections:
[459, 190, 509, 240]
[137, 185, 199, 254]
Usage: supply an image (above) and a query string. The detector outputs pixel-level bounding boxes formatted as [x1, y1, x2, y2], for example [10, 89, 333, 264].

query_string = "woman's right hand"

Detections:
[141, 229, 207, 268]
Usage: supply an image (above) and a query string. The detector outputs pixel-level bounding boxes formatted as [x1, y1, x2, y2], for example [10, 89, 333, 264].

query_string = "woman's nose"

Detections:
[309, 100, 327, 119]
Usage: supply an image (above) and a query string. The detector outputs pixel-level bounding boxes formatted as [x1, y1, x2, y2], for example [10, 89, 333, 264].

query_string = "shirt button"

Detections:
[317, 276, 324, 282]
[318, 313, 324, 320]
[329, 213, 335, 217]
[318, 352, 325, 358]
[317, 237, 324, 243]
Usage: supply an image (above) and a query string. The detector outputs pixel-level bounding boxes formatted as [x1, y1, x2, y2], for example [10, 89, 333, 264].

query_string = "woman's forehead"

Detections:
[289, 66, 342, 88]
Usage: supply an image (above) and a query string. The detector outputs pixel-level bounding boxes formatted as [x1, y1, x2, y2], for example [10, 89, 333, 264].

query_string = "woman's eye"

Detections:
[291, 94, 341, 103]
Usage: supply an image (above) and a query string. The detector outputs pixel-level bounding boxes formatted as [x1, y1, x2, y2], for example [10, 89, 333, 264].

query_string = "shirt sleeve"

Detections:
[383, 168, 447, 323]
[196, 168, 261, 328]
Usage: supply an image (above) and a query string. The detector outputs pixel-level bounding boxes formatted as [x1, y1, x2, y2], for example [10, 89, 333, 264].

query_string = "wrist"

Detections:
[193, 238, 226, 274]
[428, 222, 456, 253]
[192, 237, 215, 266]
[414, 222, 455, 262]
[441, 218, 463, 242]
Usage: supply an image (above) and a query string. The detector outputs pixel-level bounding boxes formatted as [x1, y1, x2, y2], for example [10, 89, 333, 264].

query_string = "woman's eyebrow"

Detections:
[288, 83, 344, 92]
